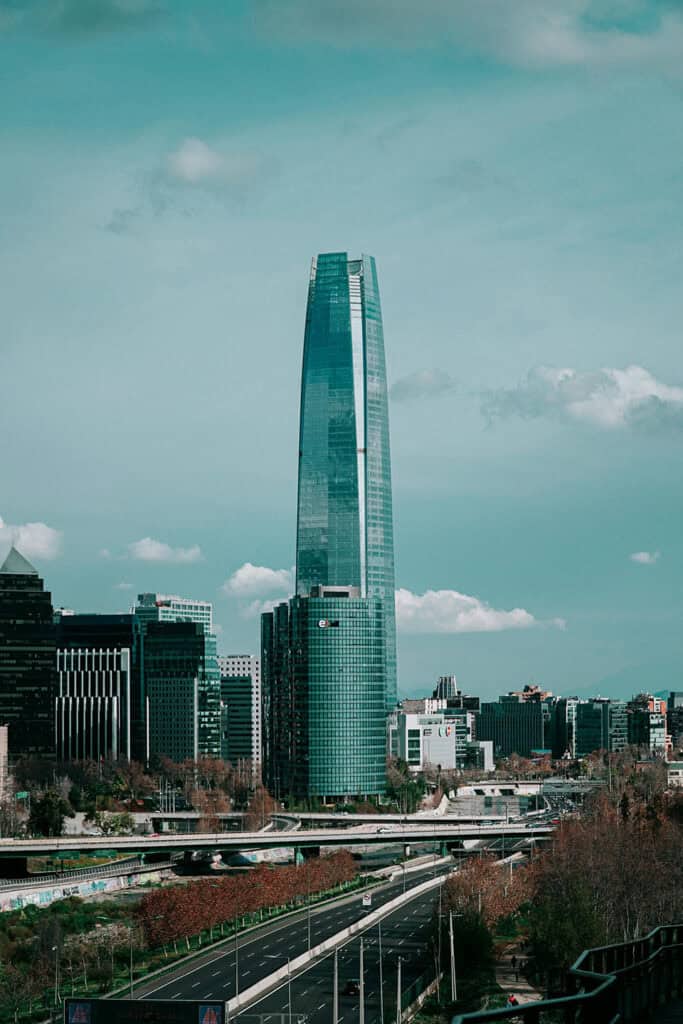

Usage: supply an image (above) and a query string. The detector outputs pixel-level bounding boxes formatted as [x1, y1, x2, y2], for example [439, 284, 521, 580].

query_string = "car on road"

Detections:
[343, 980, 360, 996]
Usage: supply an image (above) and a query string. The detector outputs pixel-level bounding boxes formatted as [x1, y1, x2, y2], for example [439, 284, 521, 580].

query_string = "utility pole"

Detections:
[129, 926, 134, 999]
[359, 937, 365, 1024]
[396, 957, 402, 1024]
[332, 948, 338, 1024]
[235, 920, 239, 997]
[449, 911, 457, 1002]
[436, 884, 443, 1003]
[378, 919, 384, 1024]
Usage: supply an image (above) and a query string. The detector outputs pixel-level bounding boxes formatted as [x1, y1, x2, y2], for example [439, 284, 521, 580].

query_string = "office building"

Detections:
[0, 547, 57, 760]
[262, 586, 386, 800]
[144, 622, 221, 763]
[56, 648, 131, 761]
[218, 655, 261, 771]
[628, 694, 669, 754]
[389, 708, 492, 773]
[668, 693, 683, 751]
[477, 699, 545, 759]
[135, 593, 213, 634]
[56, 613, 143, 761]
[0, 725, 7, 798]
[295, 252, 397, 710]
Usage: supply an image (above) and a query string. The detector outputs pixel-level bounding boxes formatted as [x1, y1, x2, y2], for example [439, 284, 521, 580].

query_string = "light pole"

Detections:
[449, 911, 457, 1003]
[265, 954, 291, 1024]
[359, 937, 365, 1024]
[332, 948, 339, 1024]
[395, 956, 402, 1024]
[51, 945, 59, 1009]
[378, 919, 384, 1024]
[234, 918, 239, 997]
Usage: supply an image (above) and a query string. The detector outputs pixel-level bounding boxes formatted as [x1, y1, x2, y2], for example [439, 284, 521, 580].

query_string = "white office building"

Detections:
[135, 593, 213, 634]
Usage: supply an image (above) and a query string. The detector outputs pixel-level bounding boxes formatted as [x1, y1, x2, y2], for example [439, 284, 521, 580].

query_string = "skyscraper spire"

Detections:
[295, 252, 397, 708]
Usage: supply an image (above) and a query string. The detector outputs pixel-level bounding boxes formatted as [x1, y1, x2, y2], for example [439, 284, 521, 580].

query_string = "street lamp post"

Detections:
[449, 911, 457, 1003]
[332, 948, 339, 1024]
[359, 937, 365, 1024]
[234, 919, 239, 998]
[264, 954, 291, 1024]
[395, 956, 402, 1024]
[378, 919, 384, 1024]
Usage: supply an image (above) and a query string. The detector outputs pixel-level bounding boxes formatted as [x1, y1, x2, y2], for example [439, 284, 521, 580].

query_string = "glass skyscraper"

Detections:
[295, 252, 397, 709]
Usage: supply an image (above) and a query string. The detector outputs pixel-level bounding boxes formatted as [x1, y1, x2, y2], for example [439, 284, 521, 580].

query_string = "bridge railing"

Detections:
[453, 923, 683, 1024]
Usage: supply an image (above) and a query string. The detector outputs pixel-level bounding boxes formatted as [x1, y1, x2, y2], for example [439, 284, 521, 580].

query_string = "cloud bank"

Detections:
[254, 0, 683, 69]
[396, 587, 564, 634]
[482, 365, 683, 431]
[391, 369, 457, 403]
[128, 537, 202, 563]
[222, 562, 294, 598]
[0, 516, 62, 560]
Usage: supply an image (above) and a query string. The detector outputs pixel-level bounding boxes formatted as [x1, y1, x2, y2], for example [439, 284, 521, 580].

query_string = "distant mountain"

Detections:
[565, 662, 680, 701]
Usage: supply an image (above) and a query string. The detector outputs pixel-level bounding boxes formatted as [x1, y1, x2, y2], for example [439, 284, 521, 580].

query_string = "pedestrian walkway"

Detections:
[495, 942, 542, 1006]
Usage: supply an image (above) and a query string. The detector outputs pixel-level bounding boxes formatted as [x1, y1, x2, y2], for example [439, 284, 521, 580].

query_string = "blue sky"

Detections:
[2, 0, 683, 700]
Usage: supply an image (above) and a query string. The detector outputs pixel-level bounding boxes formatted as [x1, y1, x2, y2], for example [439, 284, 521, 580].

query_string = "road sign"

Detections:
[65, 999, 225, 1024]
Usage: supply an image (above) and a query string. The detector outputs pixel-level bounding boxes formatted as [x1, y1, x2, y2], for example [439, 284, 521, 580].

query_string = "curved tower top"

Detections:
[295, 252, 397, 708]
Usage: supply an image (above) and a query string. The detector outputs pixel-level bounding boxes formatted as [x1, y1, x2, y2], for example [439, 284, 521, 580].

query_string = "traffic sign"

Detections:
[65, 999, 225, 1024]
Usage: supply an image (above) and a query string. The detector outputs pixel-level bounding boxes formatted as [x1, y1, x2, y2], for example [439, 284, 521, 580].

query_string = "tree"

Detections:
[28, 789, 74, 837]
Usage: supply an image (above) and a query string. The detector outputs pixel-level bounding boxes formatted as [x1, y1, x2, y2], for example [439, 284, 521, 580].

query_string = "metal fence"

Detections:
[453, 923, 683, 1024]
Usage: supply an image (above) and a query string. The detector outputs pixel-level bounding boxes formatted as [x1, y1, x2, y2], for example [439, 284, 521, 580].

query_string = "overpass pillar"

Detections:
[0, 857, 29, 878]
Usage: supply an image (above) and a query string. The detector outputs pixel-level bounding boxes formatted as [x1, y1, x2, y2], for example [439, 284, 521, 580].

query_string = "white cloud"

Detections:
[391, 369, 457, 403]
[482, 365, 683, 430]
[167, 138, 270, 189]
[222, 562, 293, 598]
[242, 597, 283, 619]
[395, 587, 564, 634]
[630, 551, 660, 565]
[114, 581, 134, 590]
[254, 1, 683, 70]
[128, 537, 202, 564]
[0, 515, 62, 560]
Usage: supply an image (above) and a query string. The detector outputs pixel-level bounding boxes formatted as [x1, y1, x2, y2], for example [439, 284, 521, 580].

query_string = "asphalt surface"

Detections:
[138, 861, 448, 1009]
[234, 883, 441, 1024]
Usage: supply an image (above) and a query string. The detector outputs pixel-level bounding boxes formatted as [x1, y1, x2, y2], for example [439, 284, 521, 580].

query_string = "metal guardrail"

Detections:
[0, 855, 173, 890]
[453, 923, 683, 1023]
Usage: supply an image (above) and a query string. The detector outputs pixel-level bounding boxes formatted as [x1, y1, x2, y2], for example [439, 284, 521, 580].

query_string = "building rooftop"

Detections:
[0, 546, 38, 576]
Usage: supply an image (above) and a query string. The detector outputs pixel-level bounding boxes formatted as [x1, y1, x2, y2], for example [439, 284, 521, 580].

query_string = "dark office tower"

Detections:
[295, 253, 397, 709]
[0, 547, 56, 760]
[55, 614, 143, 762]
[144, 622, 221, 764]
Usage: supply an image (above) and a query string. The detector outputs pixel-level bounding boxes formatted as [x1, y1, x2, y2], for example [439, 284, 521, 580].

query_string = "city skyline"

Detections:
[3, 3, 683, 701]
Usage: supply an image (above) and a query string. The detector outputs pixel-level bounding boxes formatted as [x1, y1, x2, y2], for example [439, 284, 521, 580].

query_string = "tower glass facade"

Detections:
[262, 587, 386, 800]
[295, 253, 396, 709]
[0, 547, 56, 760]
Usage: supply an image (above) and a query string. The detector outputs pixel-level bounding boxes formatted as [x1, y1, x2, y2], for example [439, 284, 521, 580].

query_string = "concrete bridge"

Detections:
[0, 821, 553, 874]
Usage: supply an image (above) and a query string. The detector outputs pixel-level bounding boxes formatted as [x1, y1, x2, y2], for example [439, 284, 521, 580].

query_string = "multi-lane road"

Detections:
[137, 860, 449, 1019]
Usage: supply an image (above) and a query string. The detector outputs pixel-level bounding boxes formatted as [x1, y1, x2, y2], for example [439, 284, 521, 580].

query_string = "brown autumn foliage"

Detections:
[137, 851, 357, 948]
[444, 856, 532, 929]
[529, 791, 683, 952]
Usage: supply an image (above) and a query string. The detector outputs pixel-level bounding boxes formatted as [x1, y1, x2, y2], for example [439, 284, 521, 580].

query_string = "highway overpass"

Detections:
[0, 821, 554, 862]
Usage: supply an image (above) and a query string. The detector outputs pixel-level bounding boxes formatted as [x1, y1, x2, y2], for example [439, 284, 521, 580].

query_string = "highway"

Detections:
[235, 884, 439, 1024]
[137, 861, 448, 1008]
[0, 822, 553, 858]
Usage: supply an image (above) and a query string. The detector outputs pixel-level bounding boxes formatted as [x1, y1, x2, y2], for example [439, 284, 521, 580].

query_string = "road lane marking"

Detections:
[192, 982, 200, 988]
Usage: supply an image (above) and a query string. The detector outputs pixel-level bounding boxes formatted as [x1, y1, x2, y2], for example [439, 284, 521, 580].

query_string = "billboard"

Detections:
[65, 1000, 225, 1024]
